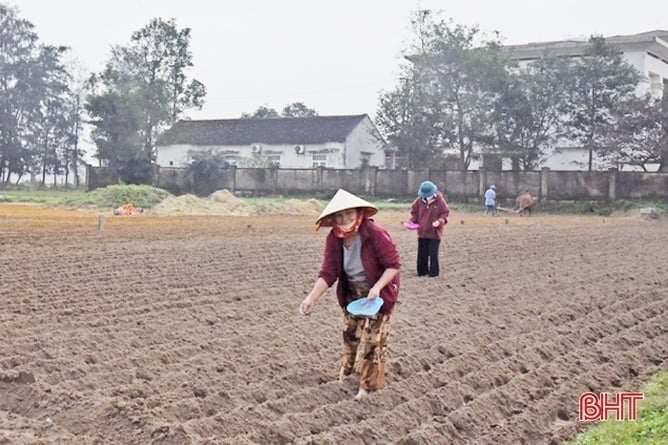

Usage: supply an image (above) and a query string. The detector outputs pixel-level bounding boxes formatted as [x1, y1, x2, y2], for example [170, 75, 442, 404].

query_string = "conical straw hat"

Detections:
[315, 189, 378, 227]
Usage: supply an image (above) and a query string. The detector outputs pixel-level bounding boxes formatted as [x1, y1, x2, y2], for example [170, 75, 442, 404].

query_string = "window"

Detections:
[359, 152, 372, 168]
[312, 154, 327, 167]
[649, 72, 663, 99]
[266, 154, 281, 167]
[224, 156, 238, 167]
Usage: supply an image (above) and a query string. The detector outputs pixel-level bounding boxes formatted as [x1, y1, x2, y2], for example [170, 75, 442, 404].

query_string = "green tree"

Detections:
[87, 17, 206, 174]
[0, 3, 40, 184]
[603, 95, 668, 171]
[376, 66, 444, 168]
[123, 18, 205, 157]
[0, 4, 76, 186]
[281, 102, 318, 117]
[61, 59, 89, 187]
[562, 36, 640, 171]
[85, 91, 149, 184]
[28, 45, 72, 187]
[492, 55, 571, 170]
[400, 10, 510, 169]
[241, 102, 319, 118]
[184, 149, 230, 196]
[240, 105, 280, 118]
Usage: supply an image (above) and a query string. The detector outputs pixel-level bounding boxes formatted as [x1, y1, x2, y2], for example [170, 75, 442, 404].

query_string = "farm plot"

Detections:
[0, 206, 666, 444]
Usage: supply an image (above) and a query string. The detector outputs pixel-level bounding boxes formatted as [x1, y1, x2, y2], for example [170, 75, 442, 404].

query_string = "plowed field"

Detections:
[1, 204, 666, 444]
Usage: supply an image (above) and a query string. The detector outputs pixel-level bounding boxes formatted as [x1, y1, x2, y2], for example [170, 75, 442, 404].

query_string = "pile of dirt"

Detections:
[609, 207, 662, 220]
[208, 189, 255, 214]
[150, 190, 324, 216]
[150, 192, 252, 216]
[254, 198, 324, 215]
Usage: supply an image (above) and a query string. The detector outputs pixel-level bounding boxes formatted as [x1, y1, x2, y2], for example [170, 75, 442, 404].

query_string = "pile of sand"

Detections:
[150, 192, 252, 216]
[254, 198, 324, 215]
[292, 198, 324, 214]
[208, 189, 255, 213]
[150, 190, 324, 216]
[609, 207, 662, 220]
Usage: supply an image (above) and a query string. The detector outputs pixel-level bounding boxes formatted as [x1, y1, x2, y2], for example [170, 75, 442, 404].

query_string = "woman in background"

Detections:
[408, 180, 450, 277]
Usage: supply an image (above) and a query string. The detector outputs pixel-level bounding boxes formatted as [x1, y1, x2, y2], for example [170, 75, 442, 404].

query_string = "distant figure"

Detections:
[484, 185, 498, 216]
[514, 193, 538, 216]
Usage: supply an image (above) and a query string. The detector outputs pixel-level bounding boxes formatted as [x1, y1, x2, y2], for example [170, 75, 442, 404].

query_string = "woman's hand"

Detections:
[300, 295, 315, 315]
[367, 286, 381, 299]
[368, 268, 399, 300]
[300, 278, 328, 315]
[432, 220, 441, 227]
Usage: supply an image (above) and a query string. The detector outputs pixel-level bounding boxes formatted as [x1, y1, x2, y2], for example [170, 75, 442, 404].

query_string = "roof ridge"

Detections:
[504, 29, 668, 49]
[159, 114, 370, 146]
[180, 114, 367, 124]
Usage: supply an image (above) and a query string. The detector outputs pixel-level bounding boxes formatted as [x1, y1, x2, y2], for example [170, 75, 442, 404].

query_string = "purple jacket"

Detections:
[410, 191, 450, 240]
[318, 219, 401, 315]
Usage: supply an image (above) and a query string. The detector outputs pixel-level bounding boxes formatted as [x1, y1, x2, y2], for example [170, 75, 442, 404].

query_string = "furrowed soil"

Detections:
[1, 203, 666, 444]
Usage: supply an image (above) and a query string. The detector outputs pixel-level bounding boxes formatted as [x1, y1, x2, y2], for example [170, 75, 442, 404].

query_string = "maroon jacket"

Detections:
[410, 191, 450, 240]
[318, 218, 401, 315]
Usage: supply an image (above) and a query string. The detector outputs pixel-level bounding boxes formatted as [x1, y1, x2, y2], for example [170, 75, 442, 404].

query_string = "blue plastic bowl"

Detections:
[346, 297, 384, 317]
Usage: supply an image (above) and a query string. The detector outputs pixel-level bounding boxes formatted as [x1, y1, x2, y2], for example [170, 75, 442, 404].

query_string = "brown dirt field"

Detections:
[1, 204, 666, 444]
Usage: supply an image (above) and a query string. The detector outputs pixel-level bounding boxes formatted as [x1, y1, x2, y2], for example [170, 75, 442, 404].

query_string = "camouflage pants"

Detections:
[342, 282, 393, 392]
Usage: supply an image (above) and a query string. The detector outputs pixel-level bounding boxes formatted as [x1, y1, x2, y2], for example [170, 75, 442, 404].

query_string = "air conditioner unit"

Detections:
[251, 144, 262, 154]
[294, 145, 306, 155]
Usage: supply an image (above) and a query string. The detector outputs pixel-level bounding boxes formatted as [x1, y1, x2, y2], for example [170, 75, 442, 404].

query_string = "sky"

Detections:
[9, 0, 668, 121]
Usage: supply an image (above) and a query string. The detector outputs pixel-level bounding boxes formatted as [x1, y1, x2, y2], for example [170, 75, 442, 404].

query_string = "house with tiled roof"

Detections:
[156, 114, 389, 169]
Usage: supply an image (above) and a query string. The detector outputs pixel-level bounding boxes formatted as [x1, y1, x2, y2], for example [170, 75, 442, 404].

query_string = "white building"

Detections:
[502, 30, 668, 171]
[156, 114, 388, 170]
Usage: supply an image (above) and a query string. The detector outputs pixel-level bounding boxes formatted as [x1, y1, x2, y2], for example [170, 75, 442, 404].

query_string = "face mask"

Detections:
[338, 220, 356, 231]
[332, 211, 364, 238]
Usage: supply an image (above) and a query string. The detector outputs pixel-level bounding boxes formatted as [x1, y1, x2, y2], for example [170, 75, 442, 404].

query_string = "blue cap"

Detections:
[418, 181, 437, 199]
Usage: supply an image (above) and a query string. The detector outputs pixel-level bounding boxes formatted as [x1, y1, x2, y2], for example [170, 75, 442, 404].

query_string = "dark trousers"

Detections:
[417, 238, 441, 277]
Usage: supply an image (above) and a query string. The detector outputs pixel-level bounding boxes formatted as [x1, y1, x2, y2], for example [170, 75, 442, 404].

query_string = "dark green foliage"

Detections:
[281, 102, 318, 117]
[86, 184, 171, 208]
[85, 17, 205, 182]
[0, 4, 83, 187]
[86, 91, 145, 182]
[603, 96, 668, 171]
[492, 56, 571, 170]
[378, 12, 655, 173]
[183, 149, 229, 196]
[377, 10, 511, 170]
[241, 102, 319, 119]
[561, 36, 641, 171]
[376, 67, 445, 169]
[240, 105, 280, 119]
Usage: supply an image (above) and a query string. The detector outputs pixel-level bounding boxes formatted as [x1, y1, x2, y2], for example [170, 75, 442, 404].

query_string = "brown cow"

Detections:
[514, 193, 538, 216]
